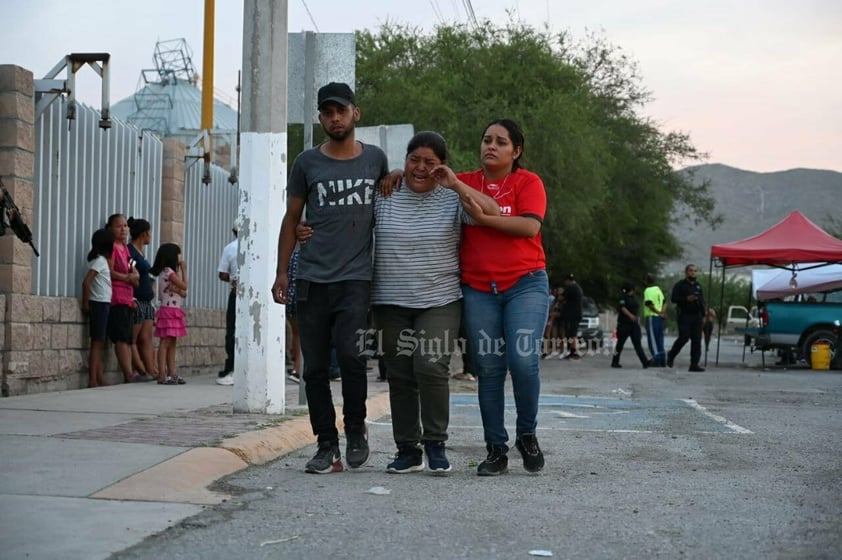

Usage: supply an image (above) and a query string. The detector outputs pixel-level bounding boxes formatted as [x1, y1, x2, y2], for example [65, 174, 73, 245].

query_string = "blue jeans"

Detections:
[462, 270, 549, 448]
[645, 315, 665, 365]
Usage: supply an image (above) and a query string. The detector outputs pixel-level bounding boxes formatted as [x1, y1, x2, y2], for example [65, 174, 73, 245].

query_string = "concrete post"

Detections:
[160, 138, 186, 246]
[234, 0, 288, 413]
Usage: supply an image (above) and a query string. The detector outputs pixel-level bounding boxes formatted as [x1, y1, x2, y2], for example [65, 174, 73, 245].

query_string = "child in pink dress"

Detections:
[151, 243, 188, 384]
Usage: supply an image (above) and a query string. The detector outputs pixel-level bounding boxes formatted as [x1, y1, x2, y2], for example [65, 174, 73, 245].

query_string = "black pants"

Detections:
[669, 314, 703, 367]
[297, 280, 370, 443]
[613, 322, 649, 367]
[224, 288, 235, 372]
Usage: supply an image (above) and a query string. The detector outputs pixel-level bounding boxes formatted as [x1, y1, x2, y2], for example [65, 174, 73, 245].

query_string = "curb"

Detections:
[92, 391, 392, 504]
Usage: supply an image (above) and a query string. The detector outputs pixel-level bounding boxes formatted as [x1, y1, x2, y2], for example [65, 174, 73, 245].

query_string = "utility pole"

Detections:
[235, 0, 288, 413]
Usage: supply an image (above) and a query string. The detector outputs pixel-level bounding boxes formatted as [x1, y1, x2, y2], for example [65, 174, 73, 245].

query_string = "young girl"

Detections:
[106, 214, 140, 383]
[128, 217, 158, 380]
[151, 243, 188, 385]
[81, 228, 115, 388]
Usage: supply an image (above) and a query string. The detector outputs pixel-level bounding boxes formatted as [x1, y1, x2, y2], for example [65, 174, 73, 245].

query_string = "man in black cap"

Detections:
[272, 83, 389, 473]
[559, 273, 583, 359]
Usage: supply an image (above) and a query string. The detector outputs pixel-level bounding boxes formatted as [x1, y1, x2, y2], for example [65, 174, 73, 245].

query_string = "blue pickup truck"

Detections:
[754, 295, 842, 366]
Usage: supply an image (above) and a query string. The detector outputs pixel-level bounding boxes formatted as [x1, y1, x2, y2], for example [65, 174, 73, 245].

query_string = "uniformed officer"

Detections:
[667, 264, 706, 371]
[611, 281, 652, 369]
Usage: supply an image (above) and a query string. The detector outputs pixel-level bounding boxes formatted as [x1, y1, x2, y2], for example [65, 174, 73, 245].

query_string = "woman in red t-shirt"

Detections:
[436, 119, 549, 476]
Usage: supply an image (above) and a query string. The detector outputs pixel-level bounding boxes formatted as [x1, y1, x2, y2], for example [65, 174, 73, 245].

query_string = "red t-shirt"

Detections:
[458, 168, 547, 292]
[110, 242, 135, 306]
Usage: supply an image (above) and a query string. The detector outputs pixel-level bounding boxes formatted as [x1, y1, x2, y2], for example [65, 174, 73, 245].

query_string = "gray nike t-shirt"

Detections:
[287, 142, 389, 283]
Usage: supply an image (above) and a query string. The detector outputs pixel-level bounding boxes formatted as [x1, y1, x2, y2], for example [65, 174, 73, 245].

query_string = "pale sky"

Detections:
[5, 0, 841, 172]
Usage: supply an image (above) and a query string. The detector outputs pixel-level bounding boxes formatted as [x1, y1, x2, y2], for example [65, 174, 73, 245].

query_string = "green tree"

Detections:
[353, 20, 717, 304]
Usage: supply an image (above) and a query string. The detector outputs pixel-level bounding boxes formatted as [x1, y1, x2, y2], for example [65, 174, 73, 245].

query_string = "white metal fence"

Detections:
[183, 161, 239, 309]
[33, 97, 240, 310]
[33, 99, 162, 298]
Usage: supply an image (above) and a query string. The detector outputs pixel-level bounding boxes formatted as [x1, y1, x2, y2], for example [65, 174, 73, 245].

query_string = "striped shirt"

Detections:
[371, 184, 465, 308]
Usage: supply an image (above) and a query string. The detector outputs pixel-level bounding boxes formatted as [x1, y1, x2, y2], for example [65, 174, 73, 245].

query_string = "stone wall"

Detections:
[2, 292, 226, 395]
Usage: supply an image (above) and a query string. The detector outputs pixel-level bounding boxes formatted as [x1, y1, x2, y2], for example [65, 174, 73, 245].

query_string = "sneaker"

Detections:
[346, 425, 370, 468]
[217, 370, 230, 378]
[611, 362, 622, 368]
[477, 445, 509, 476]
[688, 365, 706, 372]
[287, 371, 300, 384]
[386, 446, 424, 474]
[215, 373, 234, 386]
[305, 441, 343, 474]
[424, 441, 452, 475]
[515, 433, 545, 473]
[667, 355, 675, 368]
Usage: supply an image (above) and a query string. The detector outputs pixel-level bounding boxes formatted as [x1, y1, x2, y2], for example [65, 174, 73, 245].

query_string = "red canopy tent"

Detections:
[707, 210, 842, 364]
[711, 210, 842, 267]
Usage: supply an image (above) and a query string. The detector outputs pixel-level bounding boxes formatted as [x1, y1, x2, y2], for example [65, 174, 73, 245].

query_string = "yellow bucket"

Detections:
[811, 342, 831, 371]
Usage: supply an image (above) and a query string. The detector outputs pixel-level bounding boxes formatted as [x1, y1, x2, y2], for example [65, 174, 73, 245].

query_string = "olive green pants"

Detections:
[372, 301, 461, 446]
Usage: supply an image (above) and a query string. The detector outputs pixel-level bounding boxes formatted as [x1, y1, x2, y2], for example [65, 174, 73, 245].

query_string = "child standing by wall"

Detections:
[151, 243, 189, 385]
[128, 217, 158, 380]
[106, 214, 140, 383]
[81, 228, 115, 388]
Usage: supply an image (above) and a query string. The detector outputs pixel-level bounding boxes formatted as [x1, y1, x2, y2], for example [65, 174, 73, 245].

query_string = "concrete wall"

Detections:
[0, 64, 228, 396]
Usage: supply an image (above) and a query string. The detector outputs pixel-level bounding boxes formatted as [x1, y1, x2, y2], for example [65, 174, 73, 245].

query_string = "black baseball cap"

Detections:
[317, 82, 355, 109]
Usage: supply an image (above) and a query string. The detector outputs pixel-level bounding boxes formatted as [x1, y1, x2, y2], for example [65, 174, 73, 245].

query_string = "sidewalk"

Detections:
[0, 367, 391, 560]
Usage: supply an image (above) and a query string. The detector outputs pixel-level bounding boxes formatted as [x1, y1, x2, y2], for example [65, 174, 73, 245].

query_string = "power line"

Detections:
[300, 0, 320, 32]
[462, 0, 478, 28]
[429, 0, 445, 25]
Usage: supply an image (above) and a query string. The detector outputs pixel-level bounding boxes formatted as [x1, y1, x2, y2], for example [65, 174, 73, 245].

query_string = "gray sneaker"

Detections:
[346, 425, 370, 469]
[305, 441, 343, 474]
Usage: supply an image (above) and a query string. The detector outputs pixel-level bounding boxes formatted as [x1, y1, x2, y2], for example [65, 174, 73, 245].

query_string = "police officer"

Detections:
[611, 281, 652, 369]
[667, 264, 706, 371]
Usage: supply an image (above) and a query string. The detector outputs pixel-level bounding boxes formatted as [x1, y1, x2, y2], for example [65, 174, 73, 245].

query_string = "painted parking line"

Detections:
[444, 393, 752, 435]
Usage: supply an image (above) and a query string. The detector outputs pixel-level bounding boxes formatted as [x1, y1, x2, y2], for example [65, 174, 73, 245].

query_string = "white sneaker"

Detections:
[215, 373, 234, 386]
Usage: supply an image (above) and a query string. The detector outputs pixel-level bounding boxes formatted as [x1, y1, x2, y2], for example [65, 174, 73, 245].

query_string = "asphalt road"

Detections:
[112, 337, 842, 560]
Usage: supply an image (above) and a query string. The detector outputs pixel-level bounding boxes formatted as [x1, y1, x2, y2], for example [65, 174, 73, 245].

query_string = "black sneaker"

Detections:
[386, 446, 424, 474]
[346, 425, 370, 468]
[305, 441, 343, 474]
[515, 433, 545, 473]
[477, 445, 508, 476]
[424, 441, 452, 476]
[688, 365, 705, 372]
[666, 355, 675, 368]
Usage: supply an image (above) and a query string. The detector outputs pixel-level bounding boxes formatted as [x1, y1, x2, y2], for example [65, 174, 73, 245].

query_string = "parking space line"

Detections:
[681, 399, 753, 434]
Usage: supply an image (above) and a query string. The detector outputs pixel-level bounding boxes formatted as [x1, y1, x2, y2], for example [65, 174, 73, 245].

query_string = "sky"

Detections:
[5, 0, 841, 173]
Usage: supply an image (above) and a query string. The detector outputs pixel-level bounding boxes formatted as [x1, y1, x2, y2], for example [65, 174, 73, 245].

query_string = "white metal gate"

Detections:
[33, 98, 163, 297]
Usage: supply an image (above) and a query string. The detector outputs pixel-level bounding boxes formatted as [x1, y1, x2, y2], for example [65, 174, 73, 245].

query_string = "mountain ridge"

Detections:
[666, 163, 842, 273]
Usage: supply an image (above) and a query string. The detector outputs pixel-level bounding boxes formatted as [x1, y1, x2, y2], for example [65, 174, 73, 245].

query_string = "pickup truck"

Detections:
[753, 299, 842, 366]
[726, 305, 760, 331]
